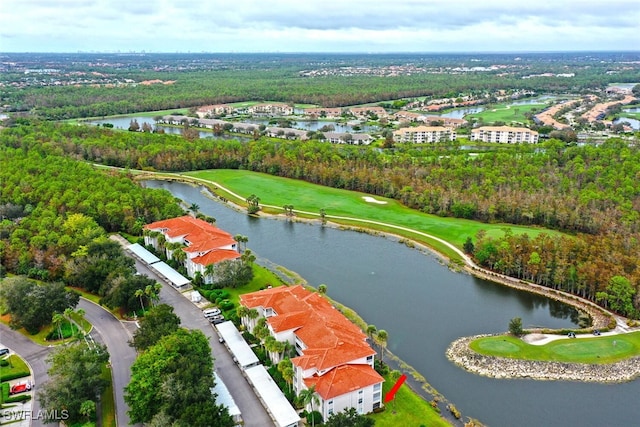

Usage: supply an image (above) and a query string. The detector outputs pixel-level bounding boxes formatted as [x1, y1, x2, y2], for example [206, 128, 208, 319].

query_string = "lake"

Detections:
[141, 179, 639, 427]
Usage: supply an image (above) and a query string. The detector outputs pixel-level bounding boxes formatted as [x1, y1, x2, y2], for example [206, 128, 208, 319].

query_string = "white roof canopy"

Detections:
[128, 243, 160, 264]
[245, 365, 300, 427]
[215, 321, 259, 369]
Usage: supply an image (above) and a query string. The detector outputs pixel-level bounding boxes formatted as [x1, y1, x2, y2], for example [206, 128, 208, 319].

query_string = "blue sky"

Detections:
[1, 0, 639, 53]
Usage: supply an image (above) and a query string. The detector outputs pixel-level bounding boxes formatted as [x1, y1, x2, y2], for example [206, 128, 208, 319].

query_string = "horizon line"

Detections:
[2, 49, 640, 55]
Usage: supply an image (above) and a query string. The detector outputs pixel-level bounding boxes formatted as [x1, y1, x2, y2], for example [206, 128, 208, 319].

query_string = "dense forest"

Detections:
[3, 52, 639, 119]
[0, 143, 183, 279]
[0, 122, 639, 316]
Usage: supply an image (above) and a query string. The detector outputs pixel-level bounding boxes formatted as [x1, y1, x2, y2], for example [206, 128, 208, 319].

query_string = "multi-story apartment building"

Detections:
[471, 126, 539, 143]
[144, 216, 240, 283]
[392, 125, 457, 143]
[239, 285, 384, 420]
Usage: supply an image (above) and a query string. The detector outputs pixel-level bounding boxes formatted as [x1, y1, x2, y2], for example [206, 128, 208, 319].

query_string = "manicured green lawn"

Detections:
[470, 332, 640, 364]
[185, 169, 562, 252]
[100, 364, 116, 427]
[368, 372, 450, 427]
[466, 103, 547, 124]
[0, 355, 31, 381]
[620, 111, 640, 119]
[223, 264, 287, 307]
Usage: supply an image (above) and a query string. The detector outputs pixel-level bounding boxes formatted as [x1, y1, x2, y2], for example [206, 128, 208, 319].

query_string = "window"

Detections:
[373, 383, 381, 392]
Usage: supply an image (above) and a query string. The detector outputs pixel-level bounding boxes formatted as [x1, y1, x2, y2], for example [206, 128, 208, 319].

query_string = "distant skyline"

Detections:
[1, 0, 639, 53]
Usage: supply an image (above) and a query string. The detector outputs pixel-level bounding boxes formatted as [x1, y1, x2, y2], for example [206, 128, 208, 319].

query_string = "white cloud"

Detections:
[1, 0, 639, 52]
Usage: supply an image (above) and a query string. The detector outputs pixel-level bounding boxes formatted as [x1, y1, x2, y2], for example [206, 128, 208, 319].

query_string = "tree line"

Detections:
[6, 62, 638, 120]
[1, 122, 640, 317]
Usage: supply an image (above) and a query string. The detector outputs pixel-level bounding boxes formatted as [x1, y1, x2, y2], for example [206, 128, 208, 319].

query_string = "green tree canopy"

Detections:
[324, 407, 375, 427]
[125, 329, 233, 426]
[0, 277, 79, 334]
[131, 304, 181, 351]
[38, 342, 109, 425]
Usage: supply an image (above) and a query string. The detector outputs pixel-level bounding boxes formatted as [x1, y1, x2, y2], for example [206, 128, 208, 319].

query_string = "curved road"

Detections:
[0, 325, 50, 427]
[78, 299, 141, 427]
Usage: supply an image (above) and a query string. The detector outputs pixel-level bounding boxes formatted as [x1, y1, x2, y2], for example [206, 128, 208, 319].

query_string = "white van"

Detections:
[203, 308, 221, 318]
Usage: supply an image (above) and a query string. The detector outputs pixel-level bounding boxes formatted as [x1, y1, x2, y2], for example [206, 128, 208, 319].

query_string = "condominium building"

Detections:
[392, 125, 457, 143]
[239, 285, 384, 420]
[471, 126, 539, 143]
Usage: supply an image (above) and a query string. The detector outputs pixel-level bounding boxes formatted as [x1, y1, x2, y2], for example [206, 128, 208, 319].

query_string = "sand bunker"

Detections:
[362, 196, 388, 205]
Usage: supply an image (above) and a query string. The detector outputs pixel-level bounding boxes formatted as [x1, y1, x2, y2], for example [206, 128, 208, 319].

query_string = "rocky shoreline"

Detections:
[446, 335, 640, 383]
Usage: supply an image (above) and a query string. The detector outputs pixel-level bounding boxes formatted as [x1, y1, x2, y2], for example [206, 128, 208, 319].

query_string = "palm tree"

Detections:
[299, 385, 320, 427]
[135, 288, 145, 314]
[204, 263, 216, 284]
[236, 306, 250, 328]
[247, 308, 259, 331]
[172, 247, 187, 265]
[376, 329, 388, 362]
[366, 324, 377, 344]
[63, 308, 76, 338]
[145, 283, 162, 307]
[75, 308, 86, 334]
[278, 359, 295, 393]
[241, 249, 256, 265]
[317, 284, 327, 295]
[188, 202, 200, 215]
[52, 312, 65, 342]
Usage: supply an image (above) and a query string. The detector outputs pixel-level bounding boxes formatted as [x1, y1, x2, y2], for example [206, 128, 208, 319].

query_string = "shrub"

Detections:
[447, 404, 461, 419]
[509, 317, 523, 336]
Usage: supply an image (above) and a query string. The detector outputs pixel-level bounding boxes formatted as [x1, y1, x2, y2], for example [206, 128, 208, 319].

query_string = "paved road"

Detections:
[78, 299, 141, 427]
[0, 325, 50, 427]
[131, 257, 274, 427]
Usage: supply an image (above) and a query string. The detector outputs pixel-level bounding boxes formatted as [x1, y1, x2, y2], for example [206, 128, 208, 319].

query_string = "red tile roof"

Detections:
[241, 285, 375, 371]
[193, 249, 241, 266]
[145, 216, 237, 252]
[303, 364, 383, 400]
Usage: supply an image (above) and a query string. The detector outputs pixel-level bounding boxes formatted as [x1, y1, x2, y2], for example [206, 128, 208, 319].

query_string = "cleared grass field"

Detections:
[185, 169, 562, 252]
[466, 103, 547, 124]
[470, 332, 640, 364]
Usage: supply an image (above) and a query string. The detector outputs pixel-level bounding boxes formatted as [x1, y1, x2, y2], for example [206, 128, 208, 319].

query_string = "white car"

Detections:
[203, 308, 221, 318]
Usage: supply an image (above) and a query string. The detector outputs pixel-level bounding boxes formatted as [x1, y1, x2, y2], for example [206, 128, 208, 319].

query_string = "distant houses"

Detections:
[144, 216, 240, 283]
[239, 285, 384, 420]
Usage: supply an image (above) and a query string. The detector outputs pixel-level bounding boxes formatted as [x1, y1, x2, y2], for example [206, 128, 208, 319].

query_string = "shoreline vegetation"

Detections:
[134, 171, 640, 387]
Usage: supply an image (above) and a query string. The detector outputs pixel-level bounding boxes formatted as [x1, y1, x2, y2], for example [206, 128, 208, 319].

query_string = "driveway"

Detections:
[131, 257, 274, 427]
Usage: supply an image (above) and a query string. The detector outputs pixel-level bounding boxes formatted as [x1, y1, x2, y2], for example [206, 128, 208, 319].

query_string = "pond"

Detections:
[85, 116, 251, 141]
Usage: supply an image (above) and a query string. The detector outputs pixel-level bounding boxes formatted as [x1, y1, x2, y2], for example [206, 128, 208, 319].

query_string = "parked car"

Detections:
[0, 348, 9, 356]
[10, 380, 32, 395]
[209, 315, 225, 324]
[203, 308, 221, 318]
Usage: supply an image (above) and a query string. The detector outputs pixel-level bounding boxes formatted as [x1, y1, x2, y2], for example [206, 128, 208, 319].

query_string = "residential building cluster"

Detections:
[144, 215, 240, 283]
[240, 285, 384, 420]
[162, 115, 373, 145]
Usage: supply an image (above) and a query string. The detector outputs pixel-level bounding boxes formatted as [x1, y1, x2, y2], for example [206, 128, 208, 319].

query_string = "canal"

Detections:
[144, 179, 637, 427]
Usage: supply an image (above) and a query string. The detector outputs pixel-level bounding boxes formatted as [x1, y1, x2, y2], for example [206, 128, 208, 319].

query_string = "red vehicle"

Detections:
[9, 380, 32, 395]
